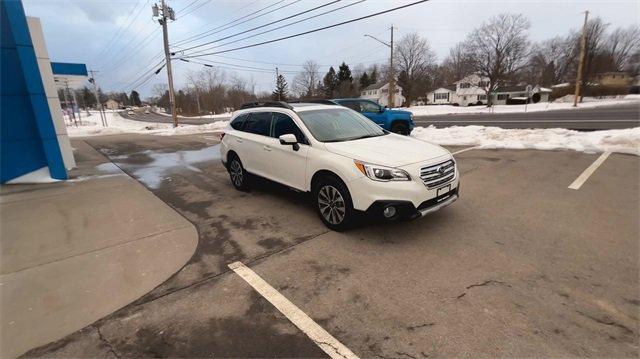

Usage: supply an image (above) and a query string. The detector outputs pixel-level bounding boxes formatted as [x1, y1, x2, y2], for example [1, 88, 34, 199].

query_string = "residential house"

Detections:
[426, 74, 551, 106]
[360, 82, 406, 107]
[104, 99, 120, 110]
[492, 85, 552, 105]
[595, 71, 632, 87]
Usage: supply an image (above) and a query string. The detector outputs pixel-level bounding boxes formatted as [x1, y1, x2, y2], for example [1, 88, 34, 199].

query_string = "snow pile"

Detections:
[153, 110, 232, 119]
[66, 111, 229, 137]
[404, 96, 640, 116]
[412, 125, 640, 155]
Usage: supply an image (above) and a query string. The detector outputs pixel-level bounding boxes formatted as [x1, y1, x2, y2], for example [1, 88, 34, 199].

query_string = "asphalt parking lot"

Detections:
[27, 133, 639, 358]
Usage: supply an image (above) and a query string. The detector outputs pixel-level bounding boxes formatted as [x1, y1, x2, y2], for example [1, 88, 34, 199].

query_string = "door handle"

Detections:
[236, 138, 243, 143]
[263, 145, 271, 151]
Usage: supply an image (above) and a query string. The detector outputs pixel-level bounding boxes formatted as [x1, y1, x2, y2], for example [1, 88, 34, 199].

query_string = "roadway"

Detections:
[123, 104, 640, 130]
[412, 103, 640, 130]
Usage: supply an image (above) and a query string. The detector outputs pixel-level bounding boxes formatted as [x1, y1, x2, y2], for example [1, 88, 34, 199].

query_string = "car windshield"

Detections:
[297, 108, 386, 142]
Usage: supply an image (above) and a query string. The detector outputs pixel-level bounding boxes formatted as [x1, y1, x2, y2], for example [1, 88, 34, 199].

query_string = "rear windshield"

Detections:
[297, 108, 385, 143]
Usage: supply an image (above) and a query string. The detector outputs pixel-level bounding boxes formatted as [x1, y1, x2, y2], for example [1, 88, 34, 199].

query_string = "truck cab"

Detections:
[331, 98, 414, 135]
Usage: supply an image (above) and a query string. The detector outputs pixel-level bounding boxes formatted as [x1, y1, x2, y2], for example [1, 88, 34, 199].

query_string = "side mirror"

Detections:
[278, 134, 299, 151]
[379, 106, 385, 113]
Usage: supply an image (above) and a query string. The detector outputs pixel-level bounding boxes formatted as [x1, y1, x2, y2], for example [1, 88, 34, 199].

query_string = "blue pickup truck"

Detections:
[328, 98, 415, 135]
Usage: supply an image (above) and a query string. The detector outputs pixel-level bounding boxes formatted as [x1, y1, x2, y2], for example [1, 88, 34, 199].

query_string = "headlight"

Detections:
[354, 161, 411, 182]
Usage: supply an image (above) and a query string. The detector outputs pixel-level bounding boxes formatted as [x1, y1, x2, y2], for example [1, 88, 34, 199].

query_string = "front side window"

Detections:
[340, 101, 360, 112]
[242, 112, 271, 136]
[297, 108, 386, 143]
[360, 101, 380, 113]
[271, 112, 306, 144]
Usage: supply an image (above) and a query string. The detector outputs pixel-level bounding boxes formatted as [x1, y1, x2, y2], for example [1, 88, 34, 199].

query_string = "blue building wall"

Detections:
[1, 0, 67, 182]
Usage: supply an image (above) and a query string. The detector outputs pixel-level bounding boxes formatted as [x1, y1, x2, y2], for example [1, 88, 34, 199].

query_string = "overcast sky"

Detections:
[22, 0, 640, 97]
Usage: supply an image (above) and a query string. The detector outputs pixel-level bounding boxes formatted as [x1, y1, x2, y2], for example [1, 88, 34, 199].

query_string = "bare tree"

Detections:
[394, 32, 436, 105]
[292, 60, 320, 98]
[606, 25, 640, 71]
[440, 43, 475, 85]
[463, 13, 531, 106]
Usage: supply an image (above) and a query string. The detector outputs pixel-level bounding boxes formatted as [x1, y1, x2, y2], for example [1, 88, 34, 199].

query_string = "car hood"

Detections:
[323, 134, 450, 167]
[387, 109, 413, 117]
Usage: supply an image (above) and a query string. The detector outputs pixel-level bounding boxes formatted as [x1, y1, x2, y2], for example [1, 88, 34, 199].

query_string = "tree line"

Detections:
[80, 12, 638, 114]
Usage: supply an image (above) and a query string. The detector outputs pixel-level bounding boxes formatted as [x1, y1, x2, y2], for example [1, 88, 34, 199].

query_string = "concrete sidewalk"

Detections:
[0, 139, 198, 358]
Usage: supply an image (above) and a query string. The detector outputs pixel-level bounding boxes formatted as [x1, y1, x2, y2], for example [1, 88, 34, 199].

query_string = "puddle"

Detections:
[110, 144, 221, 189]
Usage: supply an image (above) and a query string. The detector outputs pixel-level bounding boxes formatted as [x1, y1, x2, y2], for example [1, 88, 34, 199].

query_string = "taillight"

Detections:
[219, 132, 225, 140]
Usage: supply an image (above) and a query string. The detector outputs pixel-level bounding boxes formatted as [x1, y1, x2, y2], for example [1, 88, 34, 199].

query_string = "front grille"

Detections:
[420, 159, 455, 188]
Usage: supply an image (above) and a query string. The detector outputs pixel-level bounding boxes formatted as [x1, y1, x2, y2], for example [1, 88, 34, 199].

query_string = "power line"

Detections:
[93, 0, 143, 62]
[176, 0, 200, 14]
[178, 0, 213, 18]
[177, 0, 344, 54]
[181, 0, 365, 56]
[102, 25, 161, 74]
[180, 0, 430, 58]
[96, 0, 152, 68]
[172, 0, 287, 47]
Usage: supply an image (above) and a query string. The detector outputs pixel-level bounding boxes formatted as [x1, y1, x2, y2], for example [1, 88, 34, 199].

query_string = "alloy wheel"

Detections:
[317, 185, 345, 225]
[230, 160, 243, 187]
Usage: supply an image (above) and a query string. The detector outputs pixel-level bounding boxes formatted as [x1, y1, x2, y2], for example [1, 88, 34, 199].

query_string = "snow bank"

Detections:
[412, 125, 640, 155]
[66, 111, 229, 137]
[404, 96, 640, 116]
[152, 110, 231, 119]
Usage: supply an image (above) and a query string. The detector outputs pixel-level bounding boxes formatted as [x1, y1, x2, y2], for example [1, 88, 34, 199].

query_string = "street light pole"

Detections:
[364, 25, 395, 107]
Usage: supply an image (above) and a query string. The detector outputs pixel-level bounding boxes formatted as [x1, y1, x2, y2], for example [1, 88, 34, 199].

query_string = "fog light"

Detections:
[383, 205, 397, 219]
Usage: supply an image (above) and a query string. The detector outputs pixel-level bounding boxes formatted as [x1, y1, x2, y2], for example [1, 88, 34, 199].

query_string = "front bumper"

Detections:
[363, 185, 459, 220]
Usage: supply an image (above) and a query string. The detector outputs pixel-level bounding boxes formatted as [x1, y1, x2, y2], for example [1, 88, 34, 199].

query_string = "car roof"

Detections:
[234, 103, 343, 115]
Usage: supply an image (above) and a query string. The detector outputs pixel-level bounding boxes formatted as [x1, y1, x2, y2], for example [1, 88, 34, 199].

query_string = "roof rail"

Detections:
[288, 99, 339, 105]
[240, 101, 294, 110]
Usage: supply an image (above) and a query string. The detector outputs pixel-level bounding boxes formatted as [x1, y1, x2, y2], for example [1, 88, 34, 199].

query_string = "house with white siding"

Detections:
[360, 82, 405, 107]
[426, 74, 551, 106]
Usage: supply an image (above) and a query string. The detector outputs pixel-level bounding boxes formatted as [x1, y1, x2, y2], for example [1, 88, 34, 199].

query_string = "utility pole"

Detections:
[364, 25, 395, 107]
[64, 80, 77, 127]
[154, 0, 178, 127]
[88, 70, 107, 126]
[573, 10, 589, 107]
[276, 67, 281, 101]
[389, 25, 395, 108]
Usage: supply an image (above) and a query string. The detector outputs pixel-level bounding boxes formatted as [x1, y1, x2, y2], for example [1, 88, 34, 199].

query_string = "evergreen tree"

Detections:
[370, 67, 378, 84]
[130, 90, 142, 106]
[272, 74, 289, 101]
[322, 67, 338, 98]
[359, 71, 370, 89]
[337, 62, 353, 84]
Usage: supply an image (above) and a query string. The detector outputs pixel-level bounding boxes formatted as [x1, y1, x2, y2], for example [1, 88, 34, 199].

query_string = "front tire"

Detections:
[313, 176, 354, 231]
[390, 122, 409, 135]
[228, 155, 249, 191]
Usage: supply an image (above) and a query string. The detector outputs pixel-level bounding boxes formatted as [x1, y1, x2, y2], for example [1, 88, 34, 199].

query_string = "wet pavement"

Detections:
[25, 133, 640, 358]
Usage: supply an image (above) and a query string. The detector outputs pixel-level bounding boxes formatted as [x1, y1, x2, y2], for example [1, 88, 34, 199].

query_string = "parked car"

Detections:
[330, 98, 415, 135]
[220, 101, 459, 230]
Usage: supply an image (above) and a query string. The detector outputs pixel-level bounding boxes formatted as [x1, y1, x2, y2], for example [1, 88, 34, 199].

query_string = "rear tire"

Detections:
[313, 176, 354, 231]
[390, 122, 409, 136]
[227, 154, 249, 191]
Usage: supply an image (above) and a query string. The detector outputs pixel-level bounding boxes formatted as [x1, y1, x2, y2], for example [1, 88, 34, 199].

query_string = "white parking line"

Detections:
[452, 146, 479, 155]
[228, 262, 359, 359]
[568, 151, 611, 190]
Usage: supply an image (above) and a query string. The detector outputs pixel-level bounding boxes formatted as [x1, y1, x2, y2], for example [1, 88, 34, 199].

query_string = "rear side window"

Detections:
[230, 113, 249, 130]
[242, 112, 271, 136]
[271, 113, 306, 144]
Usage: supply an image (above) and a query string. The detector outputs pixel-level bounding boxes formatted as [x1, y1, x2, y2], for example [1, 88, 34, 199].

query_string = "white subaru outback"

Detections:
[220, 101, 459, 230]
